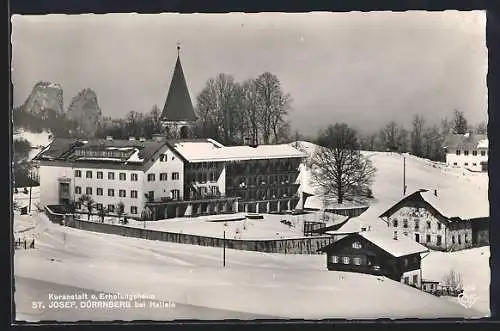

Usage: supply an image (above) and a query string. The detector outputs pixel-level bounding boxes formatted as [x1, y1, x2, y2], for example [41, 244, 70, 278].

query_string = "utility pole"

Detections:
[223, 230, 226, 267]
[403, 156, 406, 196]
[28, 171, 32, 214]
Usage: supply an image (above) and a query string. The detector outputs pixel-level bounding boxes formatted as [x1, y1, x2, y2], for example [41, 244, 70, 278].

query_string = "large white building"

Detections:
[443, 133, 488, 172]
[35, 137, 306, 220]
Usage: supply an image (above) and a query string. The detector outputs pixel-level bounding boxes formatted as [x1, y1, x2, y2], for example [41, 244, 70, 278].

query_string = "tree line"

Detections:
[359, 109, 486, 162]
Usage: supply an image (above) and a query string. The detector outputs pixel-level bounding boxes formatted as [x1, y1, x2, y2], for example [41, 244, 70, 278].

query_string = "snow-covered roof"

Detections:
[326, 208, 389, 235]
[173, 140, 307, 162]
[477, 139, 488, 149]
[443, 134, 488, 150]
[358, 230, 428, 258]
[419, 189, 489, 220]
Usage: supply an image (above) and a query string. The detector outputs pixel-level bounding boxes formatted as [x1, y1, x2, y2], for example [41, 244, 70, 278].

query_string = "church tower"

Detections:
[160, 45, 197, 139]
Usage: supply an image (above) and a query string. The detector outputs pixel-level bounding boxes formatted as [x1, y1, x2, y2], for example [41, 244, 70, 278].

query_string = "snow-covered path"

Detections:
[14, 212, 485, 321]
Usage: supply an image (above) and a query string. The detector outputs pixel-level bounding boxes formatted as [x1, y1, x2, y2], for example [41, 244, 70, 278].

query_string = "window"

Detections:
[437, 223, 442, 230]
[452, 236, 455, 244]
[108, 172, 115, 180]
[86, 187, 92, 195]
[472, 150, 478, 156]
[119, 173, 126, 181]
[96, 203, 103, 210]
[119, 189, 126, 198]
[75, 170, 82, 177]
[353, 257, 361, 265]
[436, 235, 442, 246]
[147, 191, 154, 201]
[352, 241, 362, 249]
[131, 173, 138, 181]
[404, 232, 408, 236]
[426, 234, 431, 243]
[453, 162, 458, 166]
[473, 163, 477, 166]
[342, 257, 350, 264]
[415, 233, 420, 242]
[458, 235, 462, 245]
[97, 187, 103, 196]
[86, 171, 92, 178]
[456, 150, 461, 155]
[413, 275, 418, 284]
[75, 186, 82, 194]
[108, 189, 115, 197]
[97, 171, 103, 179]
[426, 221, 431, 229]
[147, 173, 155, 181]
[403, 220, 408, 228]
[481, 150, 486, 156]
[404, 277, 409, 285]
[108, 204, 115, 213]
[160, 173, 168, 181]
[393, 219, 398, 227]
[172, 172, 180, 180]
[464, 150, 469, 156]
[331, 255, 339, 263]
[414, 219, 419, 230]
[130, 206, 138, 214]
[160, 155, 165, 162]
[131, 190, 138, 198]
[171, 189, 180, 200]
[465, 233, 469, 243]
[464, 162, 468, 166]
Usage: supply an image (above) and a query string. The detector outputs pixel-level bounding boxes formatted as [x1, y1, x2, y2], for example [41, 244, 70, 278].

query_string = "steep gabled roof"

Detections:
[443, 133, 488, 150]
[319, 231, 428, 258]
[161, 53, 197, 122]
[379, 189, 489, 221]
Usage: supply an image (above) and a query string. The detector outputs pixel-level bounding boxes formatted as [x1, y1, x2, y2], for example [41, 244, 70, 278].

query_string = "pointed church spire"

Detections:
[160, 45, 197, 123]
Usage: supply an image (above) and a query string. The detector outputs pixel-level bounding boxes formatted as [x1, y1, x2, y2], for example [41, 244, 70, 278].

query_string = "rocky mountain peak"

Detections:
[23, 81, 64, 116]
[66, 88, 102, 137]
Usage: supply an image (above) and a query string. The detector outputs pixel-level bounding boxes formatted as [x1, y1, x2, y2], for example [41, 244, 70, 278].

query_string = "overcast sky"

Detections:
[11, 11, 487, 136]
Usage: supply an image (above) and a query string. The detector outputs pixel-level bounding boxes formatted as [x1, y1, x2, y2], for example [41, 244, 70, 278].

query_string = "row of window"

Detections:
[75, 186, 139, 198]
[329, 255, 362, 266]
[403, 275, 419, 285]
[393, 218, 443, 231]
[147, 172, 179, 181]
[455, 150, 486, 156]
[76, 202, 139, 215]
[452, 162, 478, 167]
[75, 170, 139, 181]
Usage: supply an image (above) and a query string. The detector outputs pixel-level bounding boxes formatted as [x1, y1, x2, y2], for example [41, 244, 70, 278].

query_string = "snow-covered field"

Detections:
[14, 211, 485, 321]
[122, 211, 346, 240]
[294, 141, 489, 231]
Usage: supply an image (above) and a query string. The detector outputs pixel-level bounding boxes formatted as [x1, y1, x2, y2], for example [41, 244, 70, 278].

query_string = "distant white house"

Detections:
[443, 133, 488, 172]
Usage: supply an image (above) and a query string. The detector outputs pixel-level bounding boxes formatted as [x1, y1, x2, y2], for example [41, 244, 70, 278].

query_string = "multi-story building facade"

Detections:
[35, 136, 306, 220]
[379, 189, 489, 251]
[443, 133, 488, 172]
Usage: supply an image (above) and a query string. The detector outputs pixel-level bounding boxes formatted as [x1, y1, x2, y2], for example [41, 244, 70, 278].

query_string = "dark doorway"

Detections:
[415, 233, 420, 243]
[179, 126, 189, 139]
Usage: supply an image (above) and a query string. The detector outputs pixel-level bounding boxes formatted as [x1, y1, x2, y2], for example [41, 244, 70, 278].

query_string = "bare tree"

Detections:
[441, 117, 452, 136]
[379, 121, 400, 152]
[452, 109, 468, 134]
[475, 121, 487, 134]
[77, 194, 95, 220]
[443, 268, 463, 292]
[97, 206, 108, 223]
[310, 123, 377, 204]
[423, 125, 444, 161]
[411, 115, 425, 157]
[241, 79, 260, 145]
[116, 201, 125, 223]
[255, 72, 292, 144]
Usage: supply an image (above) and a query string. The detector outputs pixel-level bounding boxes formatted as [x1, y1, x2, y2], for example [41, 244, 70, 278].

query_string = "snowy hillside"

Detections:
[293, 141, 488, 219]
[13, 129, 52, 161]
[14, 211, 484, 321]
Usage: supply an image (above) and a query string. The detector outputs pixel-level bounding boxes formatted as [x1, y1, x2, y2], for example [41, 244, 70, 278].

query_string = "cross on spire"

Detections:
[176, 41, 181, 56]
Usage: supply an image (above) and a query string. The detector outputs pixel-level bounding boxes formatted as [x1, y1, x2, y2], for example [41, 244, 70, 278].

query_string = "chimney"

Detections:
[434, 189, 438, 197]
[129, 136, 136, 141]
[139, 137, 146, 142]
[106, 136, 113, 141]
[393, 231, 398, 240]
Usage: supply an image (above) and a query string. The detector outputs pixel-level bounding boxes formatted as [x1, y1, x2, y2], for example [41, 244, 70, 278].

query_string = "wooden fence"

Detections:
[45, 205, 335, 254]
